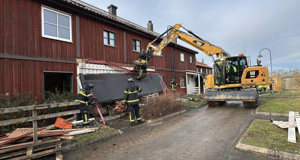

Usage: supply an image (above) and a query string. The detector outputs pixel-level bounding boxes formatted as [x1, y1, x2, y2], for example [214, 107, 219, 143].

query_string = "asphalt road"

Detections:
[65, 102, 282, 160]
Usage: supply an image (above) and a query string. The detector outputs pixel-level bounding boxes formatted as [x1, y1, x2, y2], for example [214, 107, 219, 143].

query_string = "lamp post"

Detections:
[258, 48, 273, 94]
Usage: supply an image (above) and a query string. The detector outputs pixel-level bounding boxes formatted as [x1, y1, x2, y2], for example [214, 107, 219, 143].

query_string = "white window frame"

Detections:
[190, 56, 193, 63]
[103, 30, 116, 47]
[180, 53, 185, 62]
[180, 76, 186, 88]
[41, 6, 72, 42]
[133, 39, 141, 52]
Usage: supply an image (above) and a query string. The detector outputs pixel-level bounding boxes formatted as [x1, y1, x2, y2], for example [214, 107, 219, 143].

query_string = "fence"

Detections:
[283, 76, 300, 89]
[0, 101, 79, 159]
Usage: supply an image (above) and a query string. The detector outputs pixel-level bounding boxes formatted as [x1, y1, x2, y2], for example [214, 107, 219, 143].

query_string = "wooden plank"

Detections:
[296, 118, 300, 136]
[64, 129, 96, 136]
[0, 110, 80, 126]
[10, 148, 60, 160]
[32, 110, 38, 143]
[0, 139, 60, 154]
[0, 101, 80, 114]
[288, 111, 296, 143]
[0, 144, 54, 160]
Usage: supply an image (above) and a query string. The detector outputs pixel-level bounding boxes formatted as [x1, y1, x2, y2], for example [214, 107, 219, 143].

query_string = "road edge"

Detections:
[255, 108, 289, 117]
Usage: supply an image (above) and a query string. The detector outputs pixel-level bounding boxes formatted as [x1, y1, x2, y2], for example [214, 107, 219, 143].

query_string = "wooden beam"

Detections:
[0, 102, 80, 114]
[288, 111, 296, 143]
[0, 110, 79, 126]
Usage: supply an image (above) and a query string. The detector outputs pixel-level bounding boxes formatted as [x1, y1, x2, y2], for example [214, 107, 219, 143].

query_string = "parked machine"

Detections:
[134, 24, 269, 108]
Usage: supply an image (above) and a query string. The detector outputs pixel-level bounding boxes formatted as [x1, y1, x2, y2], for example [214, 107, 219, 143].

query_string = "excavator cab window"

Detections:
[224, 56, 248, 84]
[213, 60, 226, 85]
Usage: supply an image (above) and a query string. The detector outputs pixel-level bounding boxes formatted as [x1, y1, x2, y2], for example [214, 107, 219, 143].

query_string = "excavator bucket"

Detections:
[133, 61, 148, 80]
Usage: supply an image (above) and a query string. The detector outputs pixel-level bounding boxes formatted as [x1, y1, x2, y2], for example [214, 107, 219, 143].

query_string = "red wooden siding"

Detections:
[0, 59, 76, 101]
[0, 0, 76, 60]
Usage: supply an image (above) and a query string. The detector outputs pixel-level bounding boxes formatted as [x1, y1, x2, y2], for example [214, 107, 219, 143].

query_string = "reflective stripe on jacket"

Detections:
[75, 90, 95, 105]
[124, 84, 142, 105]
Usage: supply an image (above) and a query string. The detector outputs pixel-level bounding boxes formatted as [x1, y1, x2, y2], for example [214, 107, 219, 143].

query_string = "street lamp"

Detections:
[258, 48, 273, 94]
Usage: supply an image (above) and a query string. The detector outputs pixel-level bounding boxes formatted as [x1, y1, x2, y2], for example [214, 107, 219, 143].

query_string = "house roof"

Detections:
[196, 61, 213, 69]
[80, 73, 167, 103]
[50, 0, 198, 54]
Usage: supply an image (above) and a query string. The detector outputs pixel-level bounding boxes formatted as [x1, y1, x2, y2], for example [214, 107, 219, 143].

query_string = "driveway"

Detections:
[65, 102, 281, 160]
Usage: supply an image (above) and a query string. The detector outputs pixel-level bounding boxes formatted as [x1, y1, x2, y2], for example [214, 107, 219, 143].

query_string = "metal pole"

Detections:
[259, 48, 273, 94]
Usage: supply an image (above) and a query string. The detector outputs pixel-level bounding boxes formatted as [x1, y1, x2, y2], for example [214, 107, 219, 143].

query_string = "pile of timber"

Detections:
[141, 93, 159, 103]
[0, 116, 99, 159]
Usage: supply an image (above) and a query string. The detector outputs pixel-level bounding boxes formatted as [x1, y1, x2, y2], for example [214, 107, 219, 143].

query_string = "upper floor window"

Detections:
[133, 39, 141, 52]
[190, 56, 193, 63]
[180, 53, 185, 62]
[104, 30, 115, 46]
[196, 68, 199, 72]
[42, 6, 72, 42]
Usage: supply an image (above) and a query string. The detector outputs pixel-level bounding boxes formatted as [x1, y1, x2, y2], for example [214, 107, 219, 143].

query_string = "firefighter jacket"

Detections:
[124, 83, 142, 105]
[169, 81, 179, 91]
[75, 89, 95, 105]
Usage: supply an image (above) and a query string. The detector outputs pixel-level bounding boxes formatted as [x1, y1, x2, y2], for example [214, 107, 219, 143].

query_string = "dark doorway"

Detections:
[44, 72, 73, 94]
[200, 76, 204, 94]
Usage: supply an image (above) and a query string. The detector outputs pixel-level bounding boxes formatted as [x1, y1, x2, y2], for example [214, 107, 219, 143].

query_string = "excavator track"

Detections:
[207, 101, 220, 107]
[243, 100, 259, 108]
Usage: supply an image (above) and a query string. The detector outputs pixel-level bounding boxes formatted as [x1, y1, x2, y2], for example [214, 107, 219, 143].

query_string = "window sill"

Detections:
[42, 35, 73, 43]
[104, 44, 116, 48]
[133, 50, 141, 53]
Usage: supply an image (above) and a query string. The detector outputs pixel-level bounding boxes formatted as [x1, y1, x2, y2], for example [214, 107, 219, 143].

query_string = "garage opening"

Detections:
[44, 72, 73, 97]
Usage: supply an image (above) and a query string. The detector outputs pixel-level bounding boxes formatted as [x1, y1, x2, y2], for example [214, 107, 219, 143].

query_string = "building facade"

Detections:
[0, 0, 201, 101]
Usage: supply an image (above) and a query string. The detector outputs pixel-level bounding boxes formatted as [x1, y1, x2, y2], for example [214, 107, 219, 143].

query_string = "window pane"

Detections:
[103, 31, 108, 38]
[58, 26, 70, 39]
[109, 32, 115, 40]
[104, 38, 108, 45]
[58, 14, 69, 27]
[44, 23, 57, 37]
[44, 9, 57, 24]
[110, 39, 115, 46]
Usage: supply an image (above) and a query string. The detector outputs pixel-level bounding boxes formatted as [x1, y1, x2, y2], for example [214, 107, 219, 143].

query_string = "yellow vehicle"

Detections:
[134, 24, 269, 108]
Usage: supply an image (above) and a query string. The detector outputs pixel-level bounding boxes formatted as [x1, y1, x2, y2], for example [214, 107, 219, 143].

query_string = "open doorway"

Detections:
[44, 72, 73, 97]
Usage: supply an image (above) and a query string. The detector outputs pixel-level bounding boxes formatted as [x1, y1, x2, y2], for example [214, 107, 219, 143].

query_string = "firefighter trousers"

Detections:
[128, 103, 141, 123]
[76, 103, 90, 125]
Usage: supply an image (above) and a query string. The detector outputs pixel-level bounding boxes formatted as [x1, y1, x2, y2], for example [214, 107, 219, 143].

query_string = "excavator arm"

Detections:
[134, 24, 230, 79]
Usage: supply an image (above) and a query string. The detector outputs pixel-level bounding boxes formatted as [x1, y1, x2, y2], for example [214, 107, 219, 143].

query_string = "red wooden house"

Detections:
[0, 0, 204, 101]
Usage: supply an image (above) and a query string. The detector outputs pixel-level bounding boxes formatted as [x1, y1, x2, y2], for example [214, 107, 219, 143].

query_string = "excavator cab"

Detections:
[214, 56, 248, 85]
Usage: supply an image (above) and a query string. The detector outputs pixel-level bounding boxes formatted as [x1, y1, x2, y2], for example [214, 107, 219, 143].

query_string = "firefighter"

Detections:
[75, 83, 96, 125]
[169, 79, 179, 91]
[124, 77, 142, 126]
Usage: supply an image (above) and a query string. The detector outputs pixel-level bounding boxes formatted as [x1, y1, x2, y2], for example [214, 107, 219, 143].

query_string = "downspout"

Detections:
[172, 47, 175, 79]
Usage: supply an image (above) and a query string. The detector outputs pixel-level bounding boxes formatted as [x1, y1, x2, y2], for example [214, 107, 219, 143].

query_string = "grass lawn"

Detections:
[258, 98, 300, 113]
[241, 119, 300, 154]
[261, 89, 300, 97]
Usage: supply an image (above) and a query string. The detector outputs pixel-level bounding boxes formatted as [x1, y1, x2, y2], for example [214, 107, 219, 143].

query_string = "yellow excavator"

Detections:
[134, 24, 269, 108]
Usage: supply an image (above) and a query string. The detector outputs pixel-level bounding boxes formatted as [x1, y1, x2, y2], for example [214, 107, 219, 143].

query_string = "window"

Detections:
[190, 56, 193, 63]
[201, 68, 203, 73]
[133, 39, 141, 52]
[104, 30, 116, 46]
[180, 53, 185, 62]
[206, 69, 208, 73]
[180, 76, 186, 88]
[196, 68, 199, 72]
[42, 7, 72, 42]
[44, 72, 73, 99]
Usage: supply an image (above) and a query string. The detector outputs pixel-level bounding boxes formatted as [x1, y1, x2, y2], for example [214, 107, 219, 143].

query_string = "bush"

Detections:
[140, 93, 183, 120]
[44, 88, 76, 103]
[0, 92, 37, 134]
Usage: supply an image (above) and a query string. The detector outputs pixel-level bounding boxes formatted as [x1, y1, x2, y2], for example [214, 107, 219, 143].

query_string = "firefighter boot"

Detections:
[130, 122, 135, 126]
[137, 120, 142, 125]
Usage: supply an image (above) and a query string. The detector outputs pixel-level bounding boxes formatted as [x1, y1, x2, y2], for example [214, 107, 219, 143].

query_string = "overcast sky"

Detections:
[82, 0, 300, 71]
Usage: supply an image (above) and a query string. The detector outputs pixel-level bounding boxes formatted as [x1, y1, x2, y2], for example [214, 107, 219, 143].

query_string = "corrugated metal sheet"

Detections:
[77, 63, 126, 74]
[80, 73, 167, 103]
